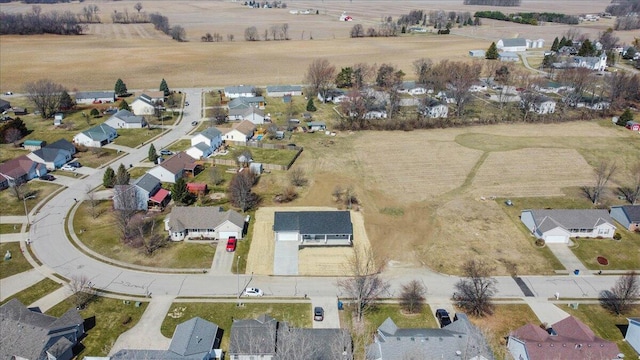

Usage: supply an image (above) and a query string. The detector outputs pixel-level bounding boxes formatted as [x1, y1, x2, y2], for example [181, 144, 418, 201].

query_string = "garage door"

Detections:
[276, 231, 298, 241]
[219, 231, 238, 239]
[544, 235, 567, 244]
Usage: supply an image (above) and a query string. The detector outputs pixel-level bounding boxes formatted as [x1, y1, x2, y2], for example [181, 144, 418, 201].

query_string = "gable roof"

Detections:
[136, 90, 165, 99]
[277, 325, 352, 360]
[169, 317, 219, 356]
[231, 120, 257, 135]
[267, 85, 302, 93]
[75, 91, 115, 100]
[0, 98, 10, 110]
[167, 206, 245, 232]
[81, 123, 117, 142]
[159, 152, 198, 175]
[31, 147, 68, 162]
[47, 139, 75, 153]
[196, 127, 222, 141]
[274, 211, 353, 235]
[229, 314, 278, 355]
[111, 109, 145, 124]
[500, 38, 527, 47]
[0, 155, 39, 179]
[191, 142, 211, 153]
[611, 205, 640, 223]
[134, 173, 161, 193]
[525, 209, 615, 233]
[225, 85, 256, 94]
[228, 97, 265, 109]
[134, 94, 156, 106]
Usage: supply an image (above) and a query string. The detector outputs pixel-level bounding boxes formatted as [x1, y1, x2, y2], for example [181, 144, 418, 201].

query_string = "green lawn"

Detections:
[217, 145, 299, 166]
[112, 128, 164, 148]
[0, 181, 62, 215]
[0, 146, 30, 163]
[74, 201, 216, 268]
[20, 104, 105, 145]
[1, 278, 62, 306]
[191, 163, 234, 193]
[0, 242, 32, 279]
[364, 303, 437, 329]
[47, 296, 148, 357]
[0, 223, 22, 234]
[565, 304, 640, 359]
[166, 139, 192, 153]
[570, 230, 640, 270]
[232, 209, 256, 274]
[161, 302, 311, 353]
[127, 166, 149, 179]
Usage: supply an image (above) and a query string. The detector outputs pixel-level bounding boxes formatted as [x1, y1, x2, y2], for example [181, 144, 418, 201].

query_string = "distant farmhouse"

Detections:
[75, 91, 115, 105]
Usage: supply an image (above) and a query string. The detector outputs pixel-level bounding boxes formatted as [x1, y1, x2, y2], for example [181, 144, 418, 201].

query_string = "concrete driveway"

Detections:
[210, 240, 234, 274]
[311, 296, 340, 329]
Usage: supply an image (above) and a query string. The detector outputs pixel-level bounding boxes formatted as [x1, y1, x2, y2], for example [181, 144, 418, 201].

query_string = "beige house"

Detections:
[223, 120, 256, 144]
[164, 206, 246, 241]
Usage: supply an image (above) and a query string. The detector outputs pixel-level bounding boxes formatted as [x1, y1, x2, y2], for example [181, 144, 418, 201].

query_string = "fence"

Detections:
[205, 146, 303, 171]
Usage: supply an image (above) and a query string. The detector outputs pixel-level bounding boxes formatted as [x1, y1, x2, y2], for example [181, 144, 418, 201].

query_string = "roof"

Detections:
[136, 90, 165, 99]
[81, 123, 117, 142]
[225, 85, 256, 94]
[24, 139, 45, 146]
[197, 127, 222, 141]
[31, 147, 67, 162]
[500, 38, 527, 47]
[167, 206, 245, 232]
[509, 316, 620, 360]
[308, 121, 326, 127]
[229, 314, 278, 355]
[499, 52, 519, 58]
[47, 139, 75, 153]
[111, 109, 145, 124]
[134, 94, 156, 106]
[0, 155, 38, 179]
[277, 325, 352, 360]
[159, 152, 198, 175]
[191, 142, 211, 153]
[169, 317, 219, 356]
[266, 85, 302, 93]
[186, 182, 207, 191]
[228, 96, 265, 108]
[230, 107, 265, 118]
[150, 188, 170, 204]
[135, 173, 161, 194]
[524, 209, 615, 233]
[230, 120, 257, 136]
[611, 205, 640, 223]
[273, 211, 353, 235]
[75, 91, 115, 100]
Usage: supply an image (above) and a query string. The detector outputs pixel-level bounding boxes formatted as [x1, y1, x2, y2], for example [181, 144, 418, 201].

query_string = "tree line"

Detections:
[463, 0, 521, 5]
[149, 12, 186, 42]
[244, 23, 289, 41]
[474, 10, 579, 25]
[605, 0, 640, 16]
[0, 8, 85, 35]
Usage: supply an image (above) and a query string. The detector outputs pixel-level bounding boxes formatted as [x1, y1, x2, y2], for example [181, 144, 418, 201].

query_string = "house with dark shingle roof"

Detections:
[367, 314, 493, 360]
[0, 98, 11, 112]
[610, 205, 640, 232]
[0, 155, 47, 186]
[113, 173, 170, 211]
[266, 85, 303, 97]
[0, 298, 85, 360]
[228, 96, 266, 110]
[507, 316, 619, 360]
[224, 85, 256, 99]
[26, 138, 76, 170]
[273, 211, 353, 246]
[110, 317, 222, 359]
[147, 152, 201, 184]
[75, 91, 115, 104]
[73, 123, 117, 148]
[104, 109, 147, 129]
[521, 209, 616, 244]
[165, 206, 245, 241]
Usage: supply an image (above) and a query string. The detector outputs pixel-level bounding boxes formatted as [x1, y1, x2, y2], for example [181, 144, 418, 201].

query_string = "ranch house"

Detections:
[75, 91, 115, 105]
[520, 209, 616, 244]
[273, 211, 353, 246]
[165, 206, 245, 241]
[610, 205, 640, 232]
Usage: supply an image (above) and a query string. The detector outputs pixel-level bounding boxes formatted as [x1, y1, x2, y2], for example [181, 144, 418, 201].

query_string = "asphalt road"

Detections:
[27, 88, 620, 301]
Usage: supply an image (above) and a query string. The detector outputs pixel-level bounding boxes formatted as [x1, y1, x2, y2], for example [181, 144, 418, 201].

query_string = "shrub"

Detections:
[121, 315, 132, 325]
[535, 238, 545, 247]
[613, 232, 622, 240]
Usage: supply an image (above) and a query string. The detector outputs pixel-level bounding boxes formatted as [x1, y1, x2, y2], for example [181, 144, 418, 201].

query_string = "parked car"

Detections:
[243, 287, 263, 297]
[39, 174, 55, 181]
[314, 307, 324, 321]
[61, 164, 76, 171]
[226, 236, 237, 252]
[5, 91, 13, 95]
[191, 121, 198, 126]
[435, 309, 452, 328]
[160, 149, 174, 156]
[185, 101, 190, 106]
[68, 161, 82, 168]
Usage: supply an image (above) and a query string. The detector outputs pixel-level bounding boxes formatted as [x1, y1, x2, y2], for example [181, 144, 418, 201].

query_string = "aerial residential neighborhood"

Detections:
[1, 0, 639, 359]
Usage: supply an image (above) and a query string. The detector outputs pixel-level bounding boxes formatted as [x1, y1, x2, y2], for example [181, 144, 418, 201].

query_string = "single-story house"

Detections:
[228, 96, 266, 110]
[186, 182, 207, 196]
[224, 85, 256, 99]
[499, 52, 520, 62]
[497, 38, 527, 52]
[364, 110, 387, 119]
[134, 90, 165, 104]
[75, 91, 115, 104]
[367, 314, 493, 360]
[147, 152, 201, 184]
[165, 206, 245, 241]
[104, 109, 147, 129]
[469, 49, 486, 57]
[558, 45, 578, 55]
[73, 123, 117, 147]
[273, 211, 353, 246]
[0, 99, 11, 112]
[23, 139, 46, 151]
[610, 205, 640, 232]
[113, 173, 170, 211]
[186, 142, 214, 160]
[307, 121, 326, 131]
[27, 141, 74, 170]
[223, 120, 256, 143]
[110, 317, 222, 360]
[131, 94, 158, 116]
[0, 298, 85, 360]
[54, 113, 64, 126]
[266, 85, 303, 97]
[507, 316, 619, 360]
[0, 155, 48, 186]
[625, 121, 640, 132]
[317, 89, 346, 103]
[520, 209, 616, 244]
[523, 95, 556, 114]
[626, 317, 640, 356]
[228, 107, 266, 124]
[47, 138, 76, 156]
[420, 99, 448, 118]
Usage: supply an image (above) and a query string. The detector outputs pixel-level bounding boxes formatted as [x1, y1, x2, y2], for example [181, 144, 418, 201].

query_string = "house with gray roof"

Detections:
[520, 209, 616, 244]
[266, 85, 303, 97]
[367, 314, 493, 360]
[131, 93, 159, 116]
[110, 317, 222, 360]
[113, 173, 169, 211]
[499, 51, 520, 62]
[0, 98, 11, 112]
[104, 109, 147, 129]
[497, 38, 527, 52]
[188, 127, 223, 160]
[0, 154, 48, 186]
[420, 98, 448, 118]
[0, 298, 85, 360]
[224, 85, 256, 99]
[228, 96, 266, 110]
[228, 106, 266, 124]
[75, 91, 115, 105]
[27, 145, 73, 171]
[273, 211, 353, 246]
[610, 205, 640, 232]
[165, 206, 245, 241]
[73, 123, 117, 148]
[626, 317, 640, 356]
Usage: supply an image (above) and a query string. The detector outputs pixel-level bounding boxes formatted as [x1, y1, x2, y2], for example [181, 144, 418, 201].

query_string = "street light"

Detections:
[23, 195, 36, 225]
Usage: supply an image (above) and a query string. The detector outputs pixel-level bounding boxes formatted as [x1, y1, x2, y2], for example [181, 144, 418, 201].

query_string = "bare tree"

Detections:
[25, 79, 66, 119]
[170, 25, 186, 42]
[134, 2, 143, 13]
[432, 61, 481, 117]
[413, 58, 433, 85]
[343, 186, 358, 209]
[400, 280, 426, 314]
[620, 163, 640, 204]
[209, 166, 225, 186]
[352, 62, 375, 89]
[337, 246, 389, 322]
[86, 185, 100, 219]
[4, 128, 22, 144]
[245, 26, 259, 41]
[454, 260, 497, 317]
[350, 24, 364, 38]
[9, 178, 29, 202]
[305, 58, 336, 102]
[339, 89, 368, 129]
[582, 161, 617, 204]
[228, 171, 259, 212]
[332, 185, 343, 202]
[289, 167, 307, 187]
[68, 274, 95, 309]
[600, 271, 639, 315]
[112, 185, 139, 244]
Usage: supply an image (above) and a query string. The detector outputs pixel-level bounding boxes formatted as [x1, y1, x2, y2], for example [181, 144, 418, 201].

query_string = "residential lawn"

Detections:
[166, 139, 192, 153]
[0, 146, 30, 163]
[0, 278, 62, 306]
[0, 223, 22, 234]
[146, 112, 178, 127]
[565, 304, 640, 359]
[51, 169, 82, 178]
[570, 230, 640, 270]
[112, 127, 164, 148]
[74, 201, 216, 268]
[465, 304, 539, 360]
[203, 89, 224, 108]
[0, 181, 62, 215]
[0, 242, 32, 279]
[217, 145, 299, 166]
[232, 209, 256, 274]
[73, 147, 119, 168]
[47, 296, 148, 357]
[191, 163, 234, 193]
[20, 104, 106, 145]
[126, 166, 148, 179]
[161, 302, 311, 354]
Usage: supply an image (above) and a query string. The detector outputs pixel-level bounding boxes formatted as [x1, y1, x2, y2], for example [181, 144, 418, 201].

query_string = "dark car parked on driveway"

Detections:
[314, 307, 324, 321]
[39, 174, 55, 181]
[435, 309, 452, 328]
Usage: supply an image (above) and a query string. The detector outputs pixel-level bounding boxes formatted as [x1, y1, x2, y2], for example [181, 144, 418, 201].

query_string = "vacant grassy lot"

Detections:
[74, 200, 216, 268]
[570, 231, 640, 270]
[0, 242, 31, 279]
[74, 147, 120, 168]
[0, 278, 62, 306]
[217, 145, 299, 166]
[112, 127, 164, 148]
[47, 297, 148, 357]
[0, 181, 61, 216]
[565, 304, 640, 359]
[0, 146, 30, 163]
[161, 302, 311, 353]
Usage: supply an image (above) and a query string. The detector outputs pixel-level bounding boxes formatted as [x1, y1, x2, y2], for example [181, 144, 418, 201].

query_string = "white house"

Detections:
[497, 38, 527, 52]
[186, 142, 213, 160]
[131, 94, 158, 116]
[273, 211, 353, 246]
[165, 206, 245, 241]
[75, 91, 115, 105]
[223, 120, 256, 144]
[147, 152, 201, 183]
[520, 209, 616, 244]
[523, 95, 556, 114]
[103, 109, 147, 129]
[317, 89, 346, 104]
[228, 97, 265, 110]
[421, 99, 448, 118]
[469, 49, 486, 57]
[191, 127, 223, 149]
[266, 85, 303, 97]
[224, 85, 256, 99]
[626, 317, 640, 356]
[572, 53, 607, 71]
[73, 123, 117, 148]
[307, 121, 326, 131]
[364, 110, 387, 119]
[54, 113, 63, 126]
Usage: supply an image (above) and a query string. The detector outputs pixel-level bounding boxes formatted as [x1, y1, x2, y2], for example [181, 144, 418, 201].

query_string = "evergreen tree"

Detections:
[59, 90, 74, 110]
[578, 39, 596, 57]
[172, 177, 194, 205]
[118, 100, 130, 111]
[485, 42, 499, 60]
[115, 163, 130, 186]
[148, 143, 159, 163]
[306, 97, 317, 112]
[103, 166, 116, 188]
[90, 108, 100, 117]
[335, 67, 353, 88]
[551, 37, 559, 52]
[559, 36, 568, 48]
[159, 78, 170, 96]
[617, 108, 634, 126]
[114, 78, 128, 96]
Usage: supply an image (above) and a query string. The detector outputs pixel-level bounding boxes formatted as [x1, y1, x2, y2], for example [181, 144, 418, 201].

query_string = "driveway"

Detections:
[525, 298, 570, 325]
[311, 296, 340, 329]
[210, 240, 234, 275]
[547, 243, 589, 274]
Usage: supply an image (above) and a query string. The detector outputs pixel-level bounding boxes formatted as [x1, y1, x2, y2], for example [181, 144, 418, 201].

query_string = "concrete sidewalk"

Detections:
[0, 269, 46, 301]
[525, 298, 571, 325]
[0, 232, 27, 243]
[109, 295, 175, 354]
[0, 216, 27, 224]
[29, 286, 70, 313]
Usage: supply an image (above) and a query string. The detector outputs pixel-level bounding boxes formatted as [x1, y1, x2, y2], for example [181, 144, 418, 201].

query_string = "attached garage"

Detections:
[276, 231, 299, 241]
[219, 231, 238, 240]
[273, 211, 353, 246]
[543, 235, 568, 244]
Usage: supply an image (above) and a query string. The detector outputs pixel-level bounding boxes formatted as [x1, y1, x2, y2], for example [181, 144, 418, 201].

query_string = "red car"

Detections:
[226, 236, 237, 252]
